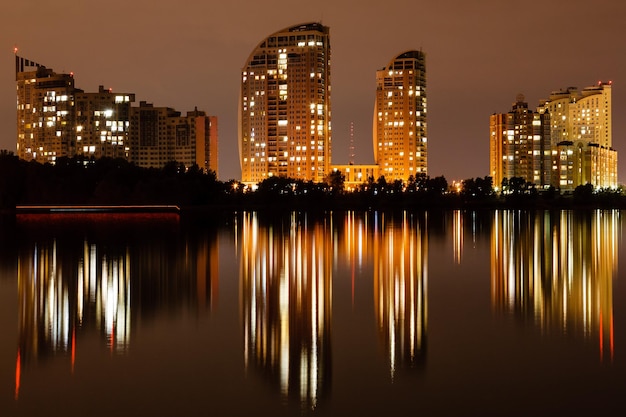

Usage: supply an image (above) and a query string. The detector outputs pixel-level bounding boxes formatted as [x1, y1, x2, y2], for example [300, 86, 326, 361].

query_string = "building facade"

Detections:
[75, 86, 135, 160]
[373, 50, 427, 182]
[553, 141, 617, 190]
[541, 83, 612, 148]
[330, 164, 380, 191]
[130, 102, 181, 168]
[239, 23, 331, 187]
[491, 83, 617, 192]
[16, 55, 218, 174]
[129, 103, 218, 173]
[540, 82, 616, 190]
[489, 94, 551, 189]
[172, 110, 218, 175]
[16, 56, 76, 163]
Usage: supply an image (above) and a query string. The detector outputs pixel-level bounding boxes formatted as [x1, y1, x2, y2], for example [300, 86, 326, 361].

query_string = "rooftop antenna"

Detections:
[349, 121, 355, 165]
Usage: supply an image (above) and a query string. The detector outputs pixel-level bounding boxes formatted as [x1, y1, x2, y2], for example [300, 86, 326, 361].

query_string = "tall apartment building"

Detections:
[239, 23, 331, 186]
[491, 82, 616, 192]
[539, 82, 616, 190]
[489, 95, 551, 189]
[16, 56, 76, 163]
[129, 102, 219, 173]
[541, 83, 612, 148]
[16, 55, 218, 175]
[75, 86, 135, 159]
[129, 102, 179, 168]
[552, 141, 617, 189]
[373, 51, 427, 182]
[171, 109, 218, 175]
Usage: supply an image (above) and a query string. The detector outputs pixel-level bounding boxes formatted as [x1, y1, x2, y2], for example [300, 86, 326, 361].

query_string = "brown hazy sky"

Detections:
[2, 0, 624, 182]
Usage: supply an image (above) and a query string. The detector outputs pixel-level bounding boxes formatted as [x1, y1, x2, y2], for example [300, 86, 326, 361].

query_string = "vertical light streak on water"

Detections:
[472, 211, 477, 244]
[32, 244, 38, 324]
[89, 244, 97, 304]
[507, 218, 515, 309]
[410, 222, 415, 358]
[389, 228, 396, 380]
[532, 216, 540, 318]
[111, 258, 120, 351]
[61, 282, 69, 351]
[491, 211, 499, 307]
[453, 210, 463, 264]
[101, 255, 112, 346]
[560, 213, 568, 330]
[125, 251, 131, 348]
[552, 227, 559, 297]
[279, 233, 290, 397]
[358, 216, 363, 267]
[300, 354, 307, 404]
[47, 248, 55, 349]
[311, 231, 319, 408]
[261, 227, 267, 363]
[77, 250, 84, 325]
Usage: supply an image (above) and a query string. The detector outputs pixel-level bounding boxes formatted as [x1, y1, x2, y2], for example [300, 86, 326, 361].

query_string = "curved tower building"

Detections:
[239, 23, 331, 186]
[373, 51, 427, 182]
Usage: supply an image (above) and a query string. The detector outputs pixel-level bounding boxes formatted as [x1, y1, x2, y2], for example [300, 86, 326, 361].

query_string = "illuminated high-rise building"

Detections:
[129, 102, 219, 173]
[169, 109, 219, 175]
[129, 102, 179, 168]
[16, 56, 76, 163]
[373, 51, 427, 182]
[489, 94, 551, 189]
[539, 82, 617, 190]
[541, 83, 612, 148]
[490, 83, 617, 192]
[16, 55, 218, 174]
[239, 23, 331, 186]
[75, 86, 135, 159]
[551, 140, 617, 190]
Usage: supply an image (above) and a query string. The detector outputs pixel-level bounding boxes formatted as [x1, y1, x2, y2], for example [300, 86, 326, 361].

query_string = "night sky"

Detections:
[2, 0, 624, 182]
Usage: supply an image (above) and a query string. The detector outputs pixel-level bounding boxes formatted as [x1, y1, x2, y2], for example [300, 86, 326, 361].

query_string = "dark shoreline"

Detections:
[4, 198, 626, 217]
[14, 204, 181, 214]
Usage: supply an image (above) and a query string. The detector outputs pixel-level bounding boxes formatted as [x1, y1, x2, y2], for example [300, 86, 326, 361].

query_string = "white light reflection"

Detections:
[453, 210, 463, 264]
[373, 212, 428, 379]
[17, 239, 132, 370]
[241, 212, 331, 409]
[491, 210, 617, 361]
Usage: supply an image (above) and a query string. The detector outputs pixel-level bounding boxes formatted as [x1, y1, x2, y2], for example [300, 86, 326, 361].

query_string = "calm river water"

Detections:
[1, 210, 625, 416]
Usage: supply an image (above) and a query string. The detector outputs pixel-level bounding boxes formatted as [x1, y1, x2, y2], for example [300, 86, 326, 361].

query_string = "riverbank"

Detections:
[5, 194, 626, 217]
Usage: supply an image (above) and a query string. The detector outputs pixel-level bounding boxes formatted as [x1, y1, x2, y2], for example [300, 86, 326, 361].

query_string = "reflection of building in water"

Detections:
[130, 231, 219, 315]
[339, 211, 374, 306]
[453, 210, 463, 264]
[373, 212, 428, 378]
[14, 215, 219, 398]
[17, 240, 131, 360]
[491, 210, 617, 360]
[241, 212, 332, 410]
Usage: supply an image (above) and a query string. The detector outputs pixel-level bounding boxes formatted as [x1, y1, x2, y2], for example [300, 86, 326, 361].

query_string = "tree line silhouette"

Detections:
[0, 151, 623, 211]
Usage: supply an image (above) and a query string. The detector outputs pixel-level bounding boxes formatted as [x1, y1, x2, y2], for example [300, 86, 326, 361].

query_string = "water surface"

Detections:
[1, 210, 624, 416]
